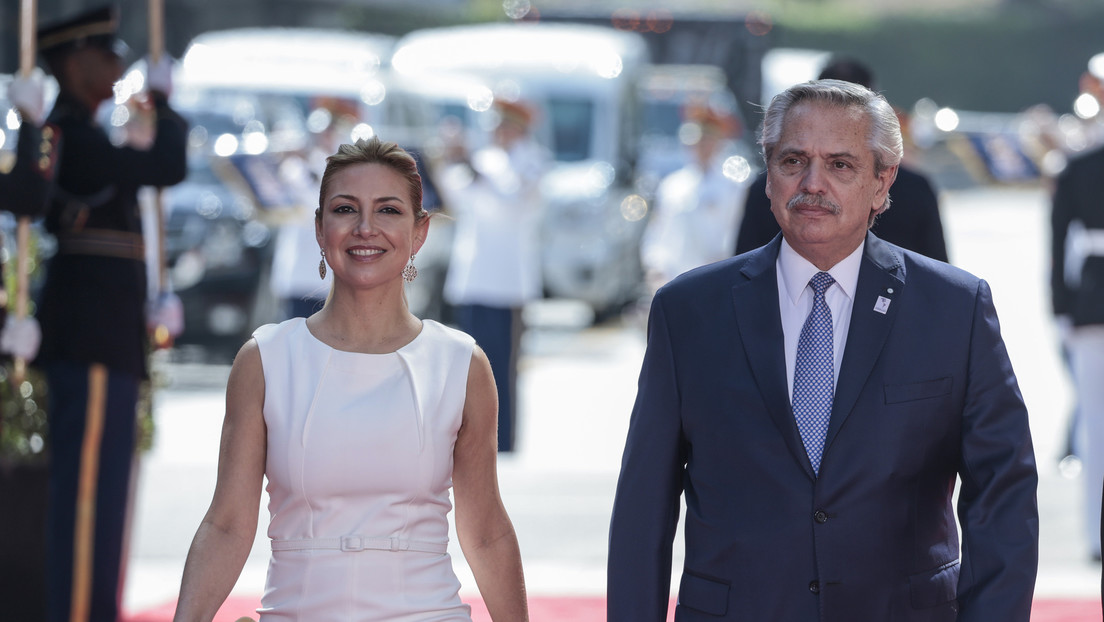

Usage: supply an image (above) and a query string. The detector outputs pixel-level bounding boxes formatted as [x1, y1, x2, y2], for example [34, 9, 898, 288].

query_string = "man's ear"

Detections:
[872, 164, 899, 215]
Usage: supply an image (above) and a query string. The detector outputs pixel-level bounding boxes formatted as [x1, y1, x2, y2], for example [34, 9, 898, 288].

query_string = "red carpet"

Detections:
[126, 595, 1099, 621]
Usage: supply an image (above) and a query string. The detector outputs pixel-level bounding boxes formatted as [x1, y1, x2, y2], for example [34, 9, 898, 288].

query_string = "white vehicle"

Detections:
[392, 21, 652, 318]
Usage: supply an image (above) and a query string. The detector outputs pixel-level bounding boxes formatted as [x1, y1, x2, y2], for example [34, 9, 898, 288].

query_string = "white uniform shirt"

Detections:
[640, 158, 751, 287]
[442, 139, 549, 307]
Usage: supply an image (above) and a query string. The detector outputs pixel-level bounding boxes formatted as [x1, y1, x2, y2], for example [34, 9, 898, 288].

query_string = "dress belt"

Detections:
[271, 535, 448, 554]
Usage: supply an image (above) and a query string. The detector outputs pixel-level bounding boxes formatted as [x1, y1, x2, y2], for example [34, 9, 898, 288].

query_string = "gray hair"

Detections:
[758, 79, 903, 176]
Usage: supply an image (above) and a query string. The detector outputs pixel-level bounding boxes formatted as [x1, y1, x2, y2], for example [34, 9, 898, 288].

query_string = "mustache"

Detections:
[786, 193, 841, 214]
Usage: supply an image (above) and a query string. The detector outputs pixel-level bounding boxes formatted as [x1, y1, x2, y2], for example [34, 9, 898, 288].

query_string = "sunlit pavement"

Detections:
[122, 185, 1100, 618]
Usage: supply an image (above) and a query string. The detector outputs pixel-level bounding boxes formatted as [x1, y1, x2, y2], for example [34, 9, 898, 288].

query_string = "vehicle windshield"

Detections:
[547, 97, 593, 163]
[641, 100, 682, 138]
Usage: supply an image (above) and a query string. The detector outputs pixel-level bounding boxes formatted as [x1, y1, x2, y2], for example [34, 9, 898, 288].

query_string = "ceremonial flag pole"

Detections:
[148, 0, 172, 348]
[13, 0, 37, 384]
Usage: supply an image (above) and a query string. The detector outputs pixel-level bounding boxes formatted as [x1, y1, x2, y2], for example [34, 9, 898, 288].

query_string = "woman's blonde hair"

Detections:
[316, 136, 428, 222]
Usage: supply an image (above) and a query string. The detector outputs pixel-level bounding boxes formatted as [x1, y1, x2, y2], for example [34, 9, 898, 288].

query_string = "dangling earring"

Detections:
[318, 249, 327, 280]
[402, 254, 418, 283]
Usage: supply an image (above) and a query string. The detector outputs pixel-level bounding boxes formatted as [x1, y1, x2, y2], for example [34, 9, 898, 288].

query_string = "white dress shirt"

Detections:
[777, 238, 864, 399]
[640, 158, 751, 287]
[441, 139, 548, 307]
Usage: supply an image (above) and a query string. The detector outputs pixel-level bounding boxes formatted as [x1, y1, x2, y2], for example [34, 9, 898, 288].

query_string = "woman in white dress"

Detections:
[173, 137, 529, 621]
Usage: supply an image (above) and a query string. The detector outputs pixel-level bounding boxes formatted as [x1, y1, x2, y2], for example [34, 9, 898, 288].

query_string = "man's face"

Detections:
[765, 101, 896, 269]
[68, 46, 124, 105]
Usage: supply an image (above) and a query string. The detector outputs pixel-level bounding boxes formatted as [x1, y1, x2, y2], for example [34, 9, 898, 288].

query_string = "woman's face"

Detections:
[316, 162, 428, 291]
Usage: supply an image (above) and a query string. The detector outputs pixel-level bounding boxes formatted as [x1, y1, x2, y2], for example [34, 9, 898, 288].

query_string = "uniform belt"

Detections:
[57, 230, 145, 261]
[271, 535, 448, 554]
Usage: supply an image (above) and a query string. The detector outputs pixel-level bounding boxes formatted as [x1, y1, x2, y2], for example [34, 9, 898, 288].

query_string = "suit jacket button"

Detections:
[814, 510, 828, 523]
[809, 580, 820, 594]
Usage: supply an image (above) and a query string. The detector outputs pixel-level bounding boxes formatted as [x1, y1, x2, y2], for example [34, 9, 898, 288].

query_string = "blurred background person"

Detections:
[1050, 71, 1104, 560]
[734, 56, 949, 264]
[267, 103, 353, 319]
[439, 99, 549, 453]
[172, 137, 528, 621]
[32, 6, 188, 621]
[640, 102, 750, 293]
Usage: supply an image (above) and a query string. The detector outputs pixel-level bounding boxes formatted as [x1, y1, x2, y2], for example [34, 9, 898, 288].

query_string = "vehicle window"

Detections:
[642, 100, 682, 138]
[547, 97, 593, 163]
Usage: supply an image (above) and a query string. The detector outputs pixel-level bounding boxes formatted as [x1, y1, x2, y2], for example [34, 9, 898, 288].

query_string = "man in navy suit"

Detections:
[607, 80, 1038, 621]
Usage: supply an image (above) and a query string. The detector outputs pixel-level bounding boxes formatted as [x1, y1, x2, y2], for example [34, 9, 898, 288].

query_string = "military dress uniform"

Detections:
[1051, 143, 1104, 561]
[33, 7, 188, 621]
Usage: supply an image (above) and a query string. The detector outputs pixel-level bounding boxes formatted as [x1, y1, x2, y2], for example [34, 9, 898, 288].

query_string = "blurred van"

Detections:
[391, 21, 652, 319]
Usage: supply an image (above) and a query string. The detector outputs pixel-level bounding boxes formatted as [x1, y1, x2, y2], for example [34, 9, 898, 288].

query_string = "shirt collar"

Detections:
[778, 237, 865, 304]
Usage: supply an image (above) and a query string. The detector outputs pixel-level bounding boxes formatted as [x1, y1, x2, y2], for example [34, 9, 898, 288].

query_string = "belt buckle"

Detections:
[340, 535, 364, 552]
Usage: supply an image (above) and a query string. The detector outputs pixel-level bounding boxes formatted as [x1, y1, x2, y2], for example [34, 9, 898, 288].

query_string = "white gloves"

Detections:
[147, 292, 184, 345]
[144, 54, 174, 98]
[0, 315, 41, 361]
[7, 70, 47, 125]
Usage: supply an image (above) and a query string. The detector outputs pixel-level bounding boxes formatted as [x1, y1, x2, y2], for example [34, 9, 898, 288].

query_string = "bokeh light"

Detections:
[351, 123, 375, 142]
[1073, 93, 1100, 119]
[468, 86, 495, 112]
[503, 0, 531, 20]
[360, 80, 387, 106]
[723, 156, 752, 183]
[934, 108, 960, 132]
[745, 11, 773, 37]
[110, 104, 131, 128]
[620, 194, 648, 222]
[213, 133, 239, 156]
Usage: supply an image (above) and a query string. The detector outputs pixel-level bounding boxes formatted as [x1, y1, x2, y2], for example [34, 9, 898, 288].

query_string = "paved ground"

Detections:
[122, 185, 1101, 615]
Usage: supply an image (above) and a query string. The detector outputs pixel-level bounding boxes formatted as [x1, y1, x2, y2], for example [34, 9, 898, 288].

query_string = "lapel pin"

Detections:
[874, 296, 891, 314]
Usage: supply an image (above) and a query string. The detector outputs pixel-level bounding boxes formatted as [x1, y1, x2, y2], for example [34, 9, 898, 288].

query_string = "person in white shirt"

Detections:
[640, 104, 751, 293]
[439, 99, 550, 452]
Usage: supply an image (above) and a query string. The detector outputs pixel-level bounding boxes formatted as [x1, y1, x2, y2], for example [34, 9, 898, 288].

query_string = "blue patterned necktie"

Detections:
[792, 271, 836, 475]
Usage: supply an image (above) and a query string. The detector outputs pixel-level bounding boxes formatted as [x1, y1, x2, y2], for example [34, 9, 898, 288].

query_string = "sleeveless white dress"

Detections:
[252, 317, 475, 621]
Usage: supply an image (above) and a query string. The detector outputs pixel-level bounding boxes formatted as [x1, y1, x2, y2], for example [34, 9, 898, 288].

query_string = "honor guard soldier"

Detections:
[33, 5, 187, 621]
[0, 70, 56, 360]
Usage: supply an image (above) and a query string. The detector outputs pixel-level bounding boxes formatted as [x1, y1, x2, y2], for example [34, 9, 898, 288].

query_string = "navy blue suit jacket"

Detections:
[608, 233, 1038, 621]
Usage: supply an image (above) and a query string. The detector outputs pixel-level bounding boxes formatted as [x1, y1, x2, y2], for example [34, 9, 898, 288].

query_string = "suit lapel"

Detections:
[732, 237, 812, 473]
[823, 233, 906, 455]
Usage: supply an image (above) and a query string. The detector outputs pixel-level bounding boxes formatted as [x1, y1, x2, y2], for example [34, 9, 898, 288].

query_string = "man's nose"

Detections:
[800, 163, 829, 194]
